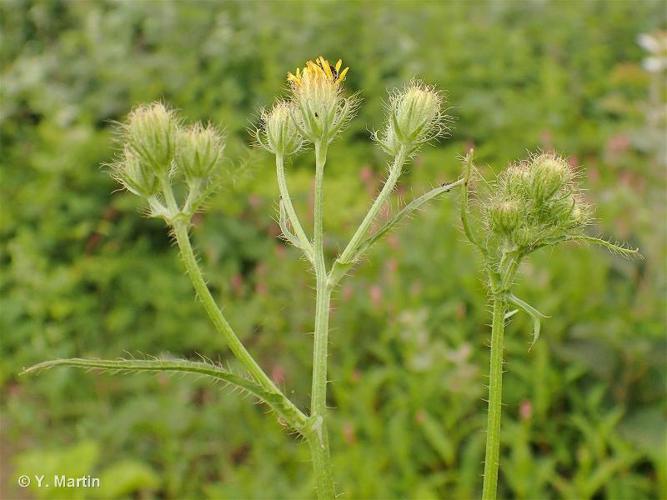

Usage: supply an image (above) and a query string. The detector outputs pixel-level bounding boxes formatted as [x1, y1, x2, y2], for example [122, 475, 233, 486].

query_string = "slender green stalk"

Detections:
[482, 293, 507, 500]
[308, 140, 336, 500]
[170, 219, 305, 428]
[276, 153, 313, 261]
[337, 146, 407, 265]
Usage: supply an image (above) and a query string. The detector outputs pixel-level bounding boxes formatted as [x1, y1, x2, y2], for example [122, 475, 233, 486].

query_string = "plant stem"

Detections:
[482, 293, 507, 500]
[171, 220, 306, 430]
[337, 146, 407, 264]
[276, 153, 313, 260]
[308, 140, 336, 500]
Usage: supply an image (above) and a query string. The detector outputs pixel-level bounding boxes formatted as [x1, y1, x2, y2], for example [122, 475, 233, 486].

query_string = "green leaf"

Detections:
[506, 293, 548, 349]
[564, 235, 641, 258]
[22, 357, 307, 430]
[352, 178, 464, 259]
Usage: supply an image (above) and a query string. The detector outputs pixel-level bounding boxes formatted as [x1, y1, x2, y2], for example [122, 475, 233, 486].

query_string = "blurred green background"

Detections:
[1, 1, 665, 499]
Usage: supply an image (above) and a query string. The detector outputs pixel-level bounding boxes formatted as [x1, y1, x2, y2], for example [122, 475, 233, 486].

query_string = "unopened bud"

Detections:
[502, 165, 532, 199]
[111, 146, 160, 198]
[257, 101, 302, 156]
[569, 198, 592, 227]
[125, 102, 178, 174]
[176, 123, 225, 181]
[530, 154, 572, 202]
[376, 82, 445, 155]
[490, 200, 521, 235]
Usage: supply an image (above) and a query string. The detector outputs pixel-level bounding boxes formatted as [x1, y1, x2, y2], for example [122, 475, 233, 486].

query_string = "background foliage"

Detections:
[1, 1, 665, 499]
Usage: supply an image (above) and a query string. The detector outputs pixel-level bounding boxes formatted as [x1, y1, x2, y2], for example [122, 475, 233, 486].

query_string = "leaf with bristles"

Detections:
[567, 235, 641, 258]
[22, 358, 307, 430]
[504, 309, 519, 320]
[350, 178, 464, 260]
[506, 293, 549, 350]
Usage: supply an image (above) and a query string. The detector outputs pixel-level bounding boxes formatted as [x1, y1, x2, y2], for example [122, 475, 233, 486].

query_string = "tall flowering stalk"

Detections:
[459, 151, 639, 499]
[25, 58, 462, 499]
[255, 57, 461, 498]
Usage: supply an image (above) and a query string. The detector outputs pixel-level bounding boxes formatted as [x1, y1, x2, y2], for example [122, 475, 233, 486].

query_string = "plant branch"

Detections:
[276, 153, 314, 262]
[171, 221, 303, 429]
[22, 357, 307, 430]
[335, 146, 408, 267]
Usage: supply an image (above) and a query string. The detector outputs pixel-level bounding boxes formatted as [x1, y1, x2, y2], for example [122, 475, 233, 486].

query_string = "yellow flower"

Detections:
[287, 56, 349, 88]
[285, 56, 356, 143]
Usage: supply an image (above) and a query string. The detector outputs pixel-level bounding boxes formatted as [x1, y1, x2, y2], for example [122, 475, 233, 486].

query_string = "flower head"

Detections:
[256, 101, 303, 156]
[123, 102, 179, 174]
[110, 146, 161, 198]
[287, 57, 349, 89]
[175, 123, 225, 182]
[287, 56, 357, 143]
[374, 81, 446, 155]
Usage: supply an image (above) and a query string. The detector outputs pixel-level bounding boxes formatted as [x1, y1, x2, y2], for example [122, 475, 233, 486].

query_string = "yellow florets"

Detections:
[286, 56, 356, 143]
[287, 56, 349, 89]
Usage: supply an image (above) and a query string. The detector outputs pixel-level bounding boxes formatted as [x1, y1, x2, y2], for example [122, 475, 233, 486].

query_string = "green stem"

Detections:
[171, 221, 305, 429]
[308, 140, 336, 500]
[337, 146, 407, 265]
[276, 153, 313, 261]
[482, 294, 507, 500]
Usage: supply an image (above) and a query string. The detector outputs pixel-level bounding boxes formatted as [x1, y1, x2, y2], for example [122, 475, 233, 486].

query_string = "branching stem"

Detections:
[171, 219, 305, 431]
[336, 146, 407, 266]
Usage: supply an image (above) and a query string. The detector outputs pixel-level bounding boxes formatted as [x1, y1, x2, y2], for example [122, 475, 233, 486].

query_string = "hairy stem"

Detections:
[482, 293, 507, 500]
[308, 140, 336, 500]
[337, 146, 407, 265]
[276, 153, 313, 261]
[171, 220, 303, 429]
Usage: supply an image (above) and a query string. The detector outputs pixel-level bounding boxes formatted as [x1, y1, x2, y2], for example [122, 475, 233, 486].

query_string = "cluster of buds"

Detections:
[485, 153, 591, 254]
[374, 81, 446, 156]
[111, 102, 225, 221]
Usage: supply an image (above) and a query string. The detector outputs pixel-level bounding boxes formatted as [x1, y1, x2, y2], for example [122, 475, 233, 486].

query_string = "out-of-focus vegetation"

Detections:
[1, 1, 665, 498]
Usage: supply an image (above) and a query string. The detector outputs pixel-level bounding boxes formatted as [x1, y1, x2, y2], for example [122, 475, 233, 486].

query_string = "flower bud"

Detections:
[257, 101, 302, 156]
[502, 165, 532, 199]
[512, 226, 535, 248]
[287, 56, 356, 142]
[175, 123, 225, 181]
[376, 82, 444, 155]
[489, 200, 521, 235]
[569, 197, 592, 227]
[124, 102, 178, 174]
[529, 154, 572, 202]
[111, 146, 160, 198]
